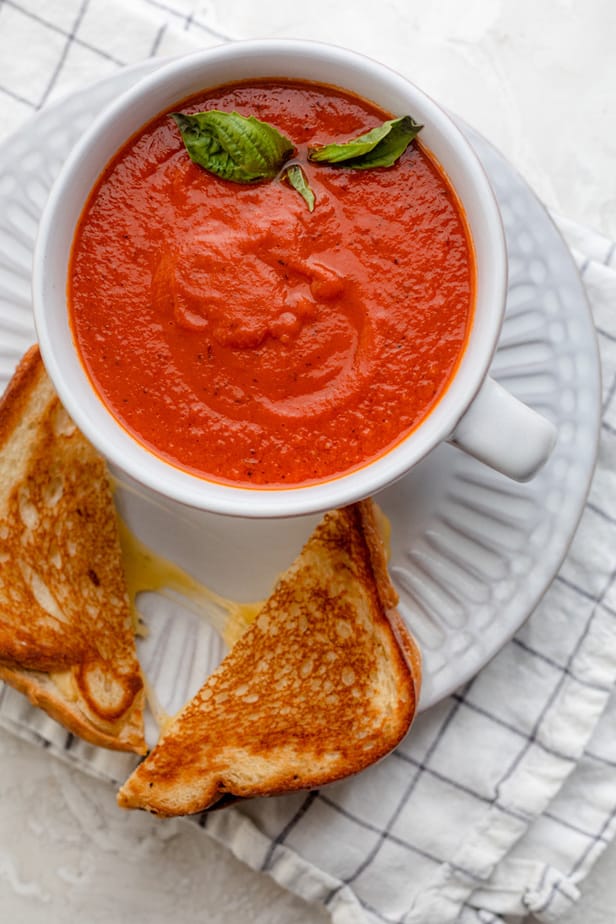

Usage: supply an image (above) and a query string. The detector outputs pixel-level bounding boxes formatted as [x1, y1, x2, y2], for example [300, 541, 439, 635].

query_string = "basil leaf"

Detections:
[308, 115, 423, 169]
[283, 164, 315, 212]
[171, 110, 294, 183]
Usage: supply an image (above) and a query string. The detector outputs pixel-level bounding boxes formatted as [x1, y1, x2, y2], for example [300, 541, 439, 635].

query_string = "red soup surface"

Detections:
[69, 79, 474, 487]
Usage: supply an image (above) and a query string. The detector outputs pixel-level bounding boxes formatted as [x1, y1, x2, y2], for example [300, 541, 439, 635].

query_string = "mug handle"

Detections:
[449, 376, 557, 482]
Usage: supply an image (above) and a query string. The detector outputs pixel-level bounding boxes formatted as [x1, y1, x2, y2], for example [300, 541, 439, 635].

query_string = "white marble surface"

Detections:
[1, 1, 615, 922]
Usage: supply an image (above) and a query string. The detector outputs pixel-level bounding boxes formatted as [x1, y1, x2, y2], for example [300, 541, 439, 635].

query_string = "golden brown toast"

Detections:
[0, 346, 146, 753]
[118, 499, 421, 814]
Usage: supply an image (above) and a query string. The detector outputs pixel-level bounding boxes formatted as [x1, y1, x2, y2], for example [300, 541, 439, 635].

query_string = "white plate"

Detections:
[0, 61, 600, 721]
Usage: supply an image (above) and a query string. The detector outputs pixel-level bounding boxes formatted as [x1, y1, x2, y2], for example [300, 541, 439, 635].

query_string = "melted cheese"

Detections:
[117, 518, 261, 649]
[140, 669, 175, 736]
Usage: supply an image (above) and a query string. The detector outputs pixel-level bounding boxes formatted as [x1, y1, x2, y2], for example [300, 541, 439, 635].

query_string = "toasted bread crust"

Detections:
[355, 498, 422, 697]
[118, 499, 421, 815]
[0, 663, 145, 753]
[0, 345, 46, 452]
[0, 346, 146, 754]
[356, 499, 399, 611]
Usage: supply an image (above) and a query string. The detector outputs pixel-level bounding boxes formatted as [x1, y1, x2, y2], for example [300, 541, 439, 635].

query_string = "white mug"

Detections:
[33, 40, 556, 518]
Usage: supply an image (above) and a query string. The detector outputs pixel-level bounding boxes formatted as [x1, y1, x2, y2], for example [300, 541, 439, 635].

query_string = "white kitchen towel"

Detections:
[1, 3, 616, 923]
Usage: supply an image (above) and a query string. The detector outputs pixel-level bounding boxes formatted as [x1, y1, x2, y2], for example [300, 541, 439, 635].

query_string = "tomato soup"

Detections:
[69, 80, 474, 487]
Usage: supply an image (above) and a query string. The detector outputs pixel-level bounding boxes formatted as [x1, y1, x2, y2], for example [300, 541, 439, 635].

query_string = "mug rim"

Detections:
[33, 39, 507, 517]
